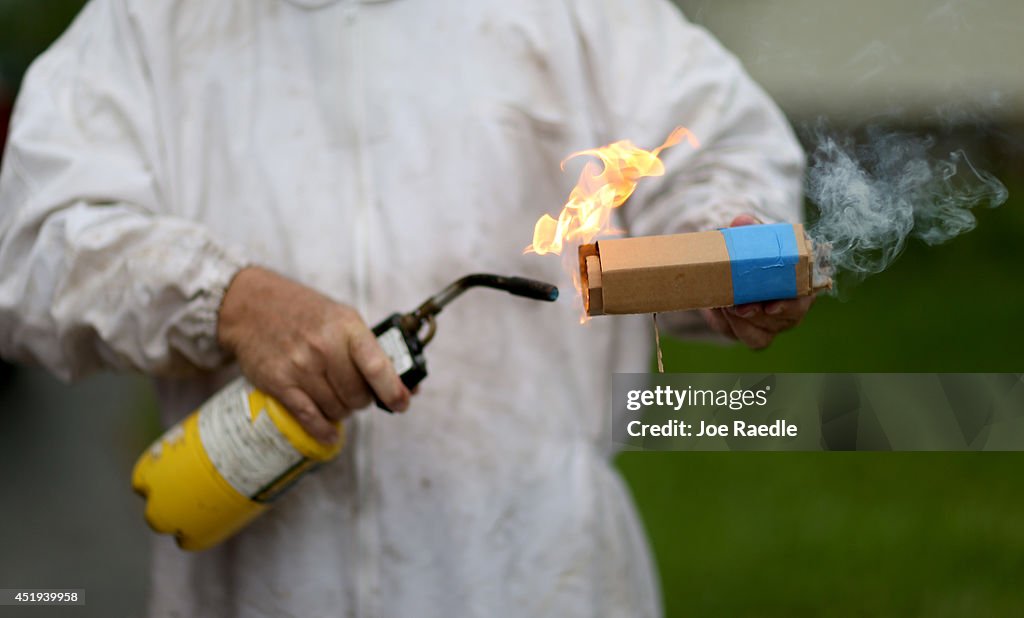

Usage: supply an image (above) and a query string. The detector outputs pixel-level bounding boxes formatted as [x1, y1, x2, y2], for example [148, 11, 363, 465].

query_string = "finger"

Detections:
[722, 310, 775, 350]
[728, 294, 816, 333]
[729, 214, 763, 227]
[276, 386, 340, 444]
[701, 308, 736, 339]
[742, 315, 798, 334]
[328, 368, 373, 412]
[763, 295, 815, 319]
[750, 297, 815, 332]
[738, 313, 799, 334]
[727, 302, 763, 319]
[300, 373, 350, 423]
[323, 345, 374, 411]
[284, 346, 348, 426]
[729, 302, 798, 333]
[348, 328, 411, 413]
[316, 314, 374, 412]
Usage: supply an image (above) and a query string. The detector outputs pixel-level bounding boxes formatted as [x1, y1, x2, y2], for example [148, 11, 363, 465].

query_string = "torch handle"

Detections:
[371, 313, 428, 412]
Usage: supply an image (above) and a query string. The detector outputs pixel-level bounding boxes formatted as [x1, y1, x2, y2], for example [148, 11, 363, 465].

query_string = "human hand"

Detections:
[700, 214, 815, 350]
[216, 267, 411, 444]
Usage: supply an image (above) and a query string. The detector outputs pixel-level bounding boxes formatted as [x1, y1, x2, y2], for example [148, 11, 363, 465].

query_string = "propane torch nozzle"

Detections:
[370, 273, 559, 410]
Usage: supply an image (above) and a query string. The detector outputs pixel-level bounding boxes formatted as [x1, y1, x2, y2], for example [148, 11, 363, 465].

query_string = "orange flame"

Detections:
[526, 127, 699, 256]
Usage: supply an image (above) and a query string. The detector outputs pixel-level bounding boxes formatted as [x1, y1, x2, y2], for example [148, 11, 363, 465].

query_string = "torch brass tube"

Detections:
[408, 273, 559, 347]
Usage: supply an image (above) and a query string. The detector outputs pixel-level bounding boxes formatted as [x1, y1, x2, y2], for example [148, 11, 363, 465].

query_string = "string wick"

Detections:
[652, 313, 664, 373]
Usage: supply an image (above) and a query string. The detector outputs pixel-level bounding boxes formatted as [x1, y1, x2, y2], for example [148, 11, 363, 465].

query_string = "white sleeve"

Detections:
[0, 0, 247, 381]
[571, 0, 806, 236]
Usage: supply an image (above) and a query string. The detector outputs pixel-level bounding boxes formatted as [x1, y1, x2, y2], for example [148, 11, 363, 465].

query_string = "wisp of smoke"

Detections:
[805, 128, 1008, 291]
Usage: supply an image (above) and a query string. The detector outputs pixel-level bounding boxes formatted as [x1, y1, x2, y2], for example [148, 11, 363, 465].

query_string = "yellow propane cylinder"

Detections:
[132, 378, 342, 551]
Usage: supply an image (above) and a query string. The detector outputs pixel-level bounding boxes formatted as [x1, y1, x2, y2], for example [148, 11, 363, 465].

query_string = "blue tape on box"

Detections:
[719, 223, 800, 305]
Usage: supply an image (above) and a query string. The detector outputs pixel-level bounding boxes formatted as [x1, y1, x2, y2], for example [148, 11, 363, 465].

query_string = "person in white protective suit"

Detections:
[0, 0, 812, 616]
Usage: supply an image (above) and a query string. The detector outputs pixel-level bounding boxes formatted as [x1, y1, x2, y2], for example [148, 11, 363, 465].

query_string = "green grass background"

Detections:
[618, 188, 1024, 616]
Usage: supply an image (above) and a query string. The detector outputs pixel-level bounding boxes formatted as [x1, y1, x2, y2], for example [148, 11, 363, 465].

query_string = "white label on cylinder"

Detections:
[198, 379, 304, 499]
[377, 327, 414, 375]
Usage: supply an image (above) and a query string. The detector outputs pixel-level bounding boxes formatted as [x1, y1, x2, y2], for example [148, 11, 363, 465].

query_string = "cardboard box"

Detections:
[578, 223, 829, 316]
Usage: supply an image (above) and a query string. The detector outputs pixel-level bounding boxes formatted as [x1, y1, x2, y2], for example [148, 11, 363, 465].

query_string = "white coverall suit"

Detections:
[0, 0, 804, 615]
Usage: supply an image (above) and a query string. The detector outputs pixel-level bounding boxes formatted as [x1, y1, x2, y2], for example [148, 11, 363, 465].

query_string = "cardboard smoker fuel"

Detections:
[579, 223, 833, 316]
